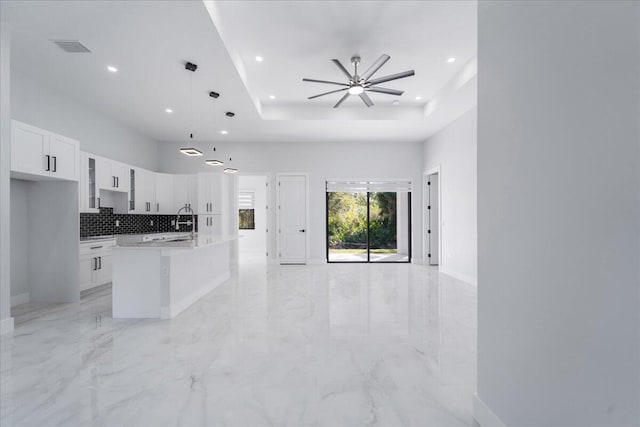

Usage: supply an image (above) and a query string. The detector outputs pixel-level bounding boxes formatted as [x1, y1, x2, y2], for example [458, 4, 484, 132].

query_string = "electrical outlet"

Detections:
[115, 220, 120, 227]
[150, 220, 154, 226]
[171, 220, 175, 226]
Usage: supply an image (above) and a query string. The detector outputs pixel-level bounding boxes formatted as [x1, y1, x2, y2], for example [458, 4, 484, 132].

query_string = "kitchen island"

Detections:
[112, 234, 236, 319]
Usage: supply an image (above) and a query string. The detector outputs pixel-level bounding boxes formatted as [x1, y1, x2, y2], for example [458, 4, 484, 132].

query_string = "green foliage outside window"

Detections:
[239, 209, 255, 230]
[327, 192, 397, 249]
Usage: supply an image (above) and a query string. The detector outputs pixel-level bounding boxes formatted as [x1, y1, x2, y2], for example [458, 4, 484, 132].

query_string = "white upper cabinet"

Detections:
[49, 133, 80, 181]
[97, 156, 127, 192]
[173, 174, 198, 213]
[11, 120, 79, 181]
[79, 152, 99, 213]
[197, 173, 227, 215]
[155, 173, 174, 214]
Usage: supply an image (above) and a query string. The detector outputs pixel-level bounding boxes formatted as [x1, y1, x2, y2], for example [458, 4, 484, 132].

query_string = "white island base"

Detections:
[112, 236, 234, 319]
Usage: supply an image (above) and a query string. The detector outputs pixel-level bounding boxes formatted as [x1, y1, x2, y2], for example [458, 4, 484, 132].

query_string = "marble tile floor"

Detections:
[1, 261, 477, 427]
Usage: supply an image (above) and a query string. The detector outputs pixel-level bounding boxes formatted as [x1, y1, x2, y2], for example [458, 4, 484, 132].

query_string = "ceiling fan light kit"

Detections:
[303, 54, 415, 108]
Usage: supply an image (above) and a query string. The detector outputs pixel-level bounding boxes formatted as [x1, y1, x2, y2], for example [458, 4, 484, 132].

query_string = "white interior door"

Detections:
[428, 173, 439, 265]
[279, 174, 307, 264]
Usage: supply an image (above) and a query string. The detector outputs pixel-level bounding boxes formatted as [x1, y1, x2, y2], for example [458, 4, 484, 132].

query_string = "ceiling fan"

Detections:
[303, 54, 415, 108]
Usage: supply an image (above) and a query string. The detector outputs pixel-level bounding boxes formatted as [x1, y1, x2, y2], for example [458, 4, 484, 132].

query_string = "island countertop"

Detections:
[114, 234, 237, 251]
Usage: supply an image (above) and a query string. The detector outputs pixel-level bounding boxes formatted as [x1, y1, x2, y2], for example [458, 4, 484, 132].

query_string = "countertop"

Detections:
[114, 234, 237, 251]
[80, 235, 116, 243]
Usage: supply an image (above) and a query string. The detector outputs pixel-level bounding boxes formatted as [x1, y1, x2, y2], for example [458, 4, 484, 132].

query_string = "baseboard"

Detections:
[1, 317, 14, 335]
[11, 292, 30, 307]
[161, 270, 231, 319]
[473, 394, 507, 427]
[439, 267, 478, 287]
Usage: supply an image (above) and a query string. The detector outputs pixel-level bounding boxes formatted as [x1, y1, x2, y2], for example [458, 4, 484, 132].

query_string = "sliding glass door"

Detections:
[326, 181, 411, 263]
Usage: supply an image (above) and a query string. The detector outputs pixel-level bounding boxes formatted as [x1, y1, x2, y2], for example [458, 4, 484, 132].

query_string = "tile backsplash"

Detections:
[80, 208, 198, 237]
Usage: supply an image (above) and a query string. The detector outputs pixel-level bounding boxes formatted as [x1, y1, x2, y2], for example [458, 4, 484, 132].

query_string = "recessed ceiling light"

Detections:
[179, 148, 203, 157]
[220, 130, 228, 135]
[415, 96, 422, 100]
[107, 65, 118, 73]
[447, 57, 456, 63]
[165, 108, 173, 113]
[392, 100, 400, 106]
[255, 56, 263, 62]
[269, 95, 276, 100]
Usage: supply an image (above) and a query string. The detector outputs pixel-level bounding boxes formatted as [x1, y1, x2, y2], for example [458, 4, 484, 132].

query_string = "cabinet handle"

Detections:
[45, 155, 50, 172]
[98, 256, 102, 270]
[90, 246, 103, 250]
[116, 176, 119, 188]
[93, 257, 98, 271]
[52, 156, 57, 173]
[97, 197, 101, 208]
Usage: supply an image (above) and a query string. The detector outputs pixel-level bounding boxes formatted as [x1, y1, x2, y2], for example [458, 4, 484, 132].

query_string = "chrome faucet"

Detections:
[175, 205, 196, 239]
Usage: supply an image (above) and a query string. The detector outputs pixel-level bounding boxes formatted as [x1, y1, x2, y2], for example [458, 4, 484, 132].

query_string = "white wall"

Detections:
[11, 71, 159, 171]
[423, 107, 477, 284]
[0, 24, 12, 333]
[238, 175, 267, 254]
[477, 1, 640, 426]
[10, 180, 29, 299]
[158, 140, 424, 263]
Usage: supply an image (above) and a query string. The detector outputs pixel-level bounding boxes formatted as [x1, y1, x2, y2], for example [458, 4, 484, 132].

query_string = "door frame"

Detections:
[276, 172, 309, 265]
[423, 166, 442, 266]
[237, 173, 270, 259]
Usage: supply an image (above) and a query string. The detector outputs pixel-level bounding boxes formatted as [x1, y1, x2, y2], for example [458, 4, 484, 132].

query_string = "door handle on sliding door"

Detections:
[299, 229, 306, 233]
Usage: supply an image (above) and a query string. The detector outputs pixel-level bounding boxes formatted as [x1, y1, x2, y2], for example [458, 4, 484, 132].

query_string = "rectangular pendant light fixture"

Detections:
[224, 168, 238, 174]
[205, 159, 224, 166]
[179, 148, 203, 156]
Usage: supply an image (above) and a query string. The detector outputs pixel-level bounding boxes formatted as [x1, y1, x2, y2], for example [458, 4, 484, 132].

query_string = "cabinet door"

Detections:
[49, 133, 79, 181]
[96, 254, 113, 286]
[79, 255, 97, 291]
[156, 173, 174, 214]
[173, 175, 189, 211]
[81, 154, 99, 212]
[197, 174, 212, 214]
[144, 171, 156, 212]
[11, 120, 50, 177]
[96, 156, 113, 190]
[111, 162, 128, 192]
[187, 175, 198, 212]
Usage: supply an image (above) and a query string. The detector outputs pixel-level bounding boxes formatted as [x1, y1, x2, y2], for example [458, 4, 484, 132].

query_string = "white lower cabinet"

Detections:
[79, 240, 115, 292]
[199, 215, 221, 235]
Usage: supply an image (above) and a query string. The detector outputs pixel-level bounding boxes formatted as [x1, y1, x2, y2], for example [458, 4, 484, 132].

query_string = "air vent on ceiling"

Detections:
[51, 40, 91, 53]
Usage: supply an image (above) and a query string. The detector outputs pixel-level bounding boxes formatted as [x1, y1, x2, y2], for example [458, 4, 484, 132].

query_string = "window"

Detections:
[238, 192, 255, 230]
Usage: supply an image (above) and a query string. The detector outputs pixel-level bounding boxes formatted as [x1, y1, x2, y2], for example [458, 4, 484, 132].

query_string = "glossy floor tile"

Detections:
[1, 261, 477, 426]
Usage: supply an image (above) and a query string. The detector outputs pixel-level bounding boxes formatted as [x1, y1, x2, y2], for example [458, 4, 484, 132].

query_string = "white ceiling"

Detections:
[1, 0, 477, 144]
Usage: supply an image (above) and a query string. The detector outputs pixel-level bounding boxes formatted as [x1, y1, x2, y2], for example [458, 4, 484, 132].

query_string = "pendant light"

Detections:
[205, 91, 224, 167]
[223, 111, 238, 173]
[179, 62, 201, 156]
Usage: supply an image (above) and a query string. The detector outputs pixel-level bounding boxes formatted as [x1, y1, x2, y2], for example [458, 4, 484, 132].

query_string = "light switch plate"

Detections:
[115, 220, 120, 227]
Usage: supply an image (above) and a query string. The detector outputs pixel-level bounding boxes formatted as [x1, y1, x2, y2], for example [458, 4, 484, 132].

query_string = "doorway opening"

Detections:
[238, 175, 268, 264]
[424, 169, 440, 266]
[326, 180, 411, 263]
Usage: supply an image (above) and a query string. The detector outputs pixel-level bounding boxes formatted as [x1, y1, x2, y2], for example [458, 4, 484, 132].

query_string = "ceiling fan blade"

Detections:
[308, 87, 348, 100]
[367, 70, 415, 86]
[302, 78, 349, 86]
[359, 92, 374, 107]
[333, 92, 350, 108]
[331, 59, 353, 80]
[361, 54, 390, 81]
[365, 86, 404, 96]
